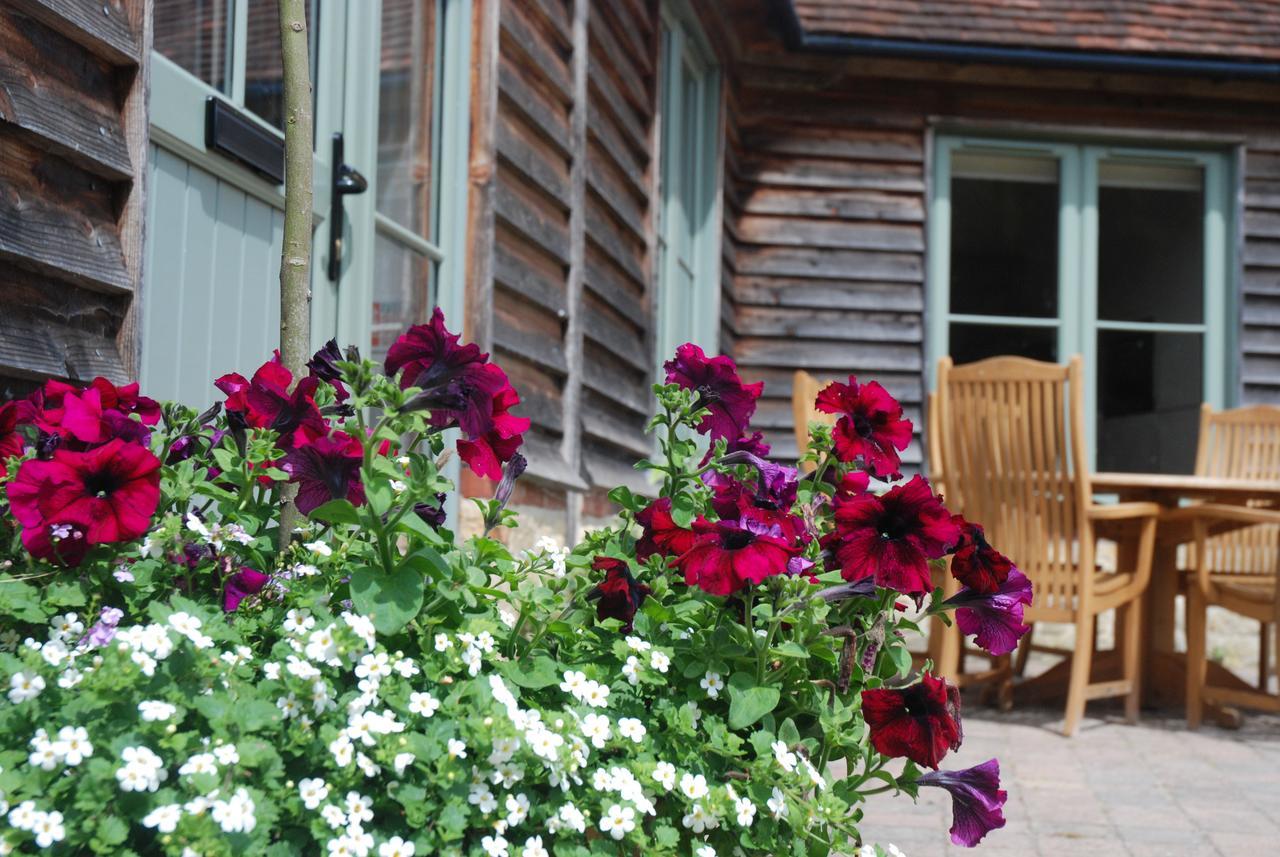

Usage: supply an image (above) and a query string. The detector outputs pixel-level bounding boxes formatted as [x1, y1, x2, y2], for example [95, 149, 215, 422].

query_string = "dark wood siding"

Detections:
[0, 0, 150, 392]
[1243, 142, 1280, 403]
[466, 0, 658, 517]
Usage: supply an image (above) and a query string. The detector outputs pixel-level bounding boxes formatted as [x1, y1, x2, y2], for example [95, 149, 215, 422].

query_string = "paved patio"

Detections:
[857, 703, 1280, 856]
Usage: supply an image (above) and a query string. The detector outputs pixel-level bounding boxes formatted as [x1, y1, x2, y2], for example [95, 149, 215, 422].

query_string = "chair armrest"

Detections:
[1086, 501, 1162, 521]
[1171, 502, 1280, 527]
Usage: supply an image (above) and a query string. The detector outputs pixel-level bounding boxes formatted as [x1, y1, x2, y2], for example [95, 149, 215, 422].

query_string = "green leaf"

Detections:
[499, 656, 561, 689]
[773, 641, 810, 659]
[349, 564, 425, 635]
[399, 546, 450, 582]
[607, 486, 641, 512]
[308, 498, 362, 525]
[728, 684, 781, 730]
[670, 491, 698, 528]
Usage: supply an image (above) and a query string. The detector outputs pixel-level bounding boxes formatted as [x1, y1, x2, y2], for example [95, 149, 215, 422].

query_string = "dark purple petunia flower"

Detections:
[281, 431, 366, 516]
[414, 493, 449, 528]
[307, 338, 350, 402]
[917, 759, 1007, 847]
[224, 567, 271, 613]
[943, 568, 1033, 656]
[717, 449, 799, 509]
[663, 343, 763, 441]
[587, 557, 652, 632]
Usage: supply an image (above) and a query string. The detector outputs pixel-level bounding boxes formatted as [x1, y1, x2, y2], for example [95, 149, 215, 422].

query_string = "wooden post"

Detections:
[278, 0, 314, 379]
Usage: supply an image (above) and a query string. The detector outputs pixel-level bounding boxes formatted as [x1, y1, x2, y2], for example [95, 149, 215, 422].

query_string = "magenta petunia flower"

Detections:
[861, 672, 962, 769]
[917, 759, 1008, 847]
[663, 343, 763, 441]
[821, 475, 959, 597]
[216, 357, 324, 451]
[455, 374, 530, 480]
[224, 567, 271, 612]
[7, 438, 161, 564]
[944, 568, 1033, 656]
[948, 516, 1013, 595]
[88, 377, 161, 426]
[282, 431, 366, 516]
[634, 497, 697, 563]
[814, 376, 913, 478]
[677, 517, 797, 596]
[0, 398, 34, 478]
[587, 556, 652, 632]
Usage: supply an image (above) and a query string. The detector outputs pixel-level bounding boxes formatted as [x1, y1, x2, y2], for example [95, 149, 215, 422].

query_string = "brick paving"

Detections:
[856, 703, 1280, 856]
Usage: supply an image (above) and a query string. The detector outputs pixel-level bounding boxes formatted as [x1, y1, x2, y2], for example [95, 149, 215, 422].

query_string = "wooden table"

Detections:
[1091, 472, 1280, 721]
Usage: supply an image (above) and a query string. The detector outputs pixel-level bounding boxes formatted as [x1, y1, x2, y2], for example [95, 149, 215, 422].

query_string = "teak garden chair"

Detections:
[935, 355, 1159, 736]
[1184, 404, 1280, 727]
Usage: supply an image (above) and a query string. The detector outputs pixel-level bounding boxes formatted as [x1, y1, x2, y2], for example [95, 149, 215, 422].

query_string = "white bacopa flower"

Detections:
[299, 777, 330, 810]
[8, 672, 44, 704]
[617, 717, 646, 743]
[599, 804, 636, 840]
[624, 635, 651, 652]
[680, 772, 709, 800]
[167, 611, 202, 637]
[407, 691, 440, 718]
[321, 804, 347, 828]
[139, 700, 177, 722]
[433, 633, 452, 651]
[8, 800, 39, 830]
[53, 725, 92, 766]
[519, 835, 548, 857]
[481, 834, 509, 857]
[885, 845, 907, 857]
[468, 785, 498, 814]
[306, 625, 340, 663]
[389, 479, 407, 493]
[682, 804, 717, 833]
[31, 810, 65, 847]
[342, 613, 377, 649]
[621, 656, 640, 685]
[591, 768, 614, 791]
[40, 639, 70, 667]
[178, 752, 218, 777]
[330, 734, 355, 767]
[345, 829, 375, 855]
[581, 712, 612, 749]
[211, 787, 256, 834]
[305, 540, 333, 557]
[393, 752, 415, 775]
[379, 837, 415, 857]
[131, 650, 158, 677]
[768, 786, 788, 819]
[213, 743, 239, 766]
[142, 804, 182, 833]
[446, 738, 468, 760]
[504, 793, 530, 826]
[559, 669, 586, 696]
[344, 791, 374, 824]
[56, 668, 83, 689]
[287, 654, 322, 680]
[293, 562, 321, 577]
[49, 612, 83, 640]
[650, 650, 671, 673]
[28, 740, 59, 771]
[801, 757, 826, 789]
[697, 847, 717, 857]
[284, 609, 315, 635]
[699, 671, 724, 698]
[393, 657, 418, 678]
[115, 746, 166, 792]
[734, 796, 757, 827]
[525, 728, 562, 761]
[652, 761, 677, 790]
[772, 739, 798, 773]
[278, 693, 301, 719]
[581, 680, 610, 708]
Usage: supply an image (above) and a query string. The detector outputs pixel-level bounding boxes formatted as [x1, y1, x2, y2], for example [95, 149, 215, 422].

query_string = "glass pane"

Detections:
[1097, 162, 1204, 324]
[377, 0, 437, 234]
[154, 0, 232, 91]
[244, 2, 318, 130]
[1097, 330, 1202, 473]
[949, 154, 1059, 318]
[371, 234, 432, 364]
[949, 323, 1057, 365]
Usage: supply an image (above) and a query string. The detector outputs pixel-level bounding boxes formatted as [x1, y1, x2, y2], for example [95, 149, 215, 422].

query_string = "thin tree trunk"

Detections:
[277, 0, 314, 546]
[278, 0, 313, 379]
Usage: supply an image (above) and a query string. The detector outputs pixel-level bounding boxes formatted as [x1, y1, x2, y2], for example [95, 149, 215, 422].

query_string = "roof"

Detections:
[788, 1, 1280, 64]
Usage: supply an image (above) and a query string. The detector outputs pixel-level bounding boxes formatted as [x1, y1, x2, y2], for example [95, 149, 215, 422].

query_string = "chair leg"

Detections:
[1122, 598, 1142, 724]
[1260, 622, 1271, 691]
[1013, 623, 1034, 677]
[1063, 613, 1095, 737]
[1186, 587, 1207, 730]
[933, 614, 962, 680]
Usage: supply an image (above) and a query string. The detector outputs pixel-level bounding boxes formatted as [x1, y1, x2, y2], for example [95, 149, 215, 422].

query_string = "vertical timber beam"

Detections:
[560, 0, 591, 539]
[117, 0, 155, 380]
[464, 0, 500, 352]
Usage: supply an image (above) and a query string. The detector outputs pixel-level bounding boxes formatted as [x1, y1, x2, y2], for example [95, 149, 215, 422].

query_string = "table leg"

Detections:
[1142, 538, 1181, 706]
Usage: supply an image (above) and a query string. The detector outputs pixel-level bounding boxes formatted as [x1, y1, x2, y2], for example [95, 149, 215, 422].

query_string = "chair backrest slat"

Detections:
[1195, 404, 1280, 578]
[791, 371, 837, 473]
[937, 355, 1089, 614]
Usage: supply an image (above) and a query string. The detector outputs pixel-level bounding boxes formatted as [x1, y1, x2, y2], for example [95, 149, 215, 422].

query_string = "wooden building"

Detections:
[3, 0, 1280, 541]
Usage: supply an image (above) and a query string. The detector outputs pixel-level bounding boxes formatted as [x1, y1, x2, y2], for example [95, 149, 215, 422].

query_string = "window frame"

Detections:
[655, 0, 724, 376]
[926, 133, 1238, 468]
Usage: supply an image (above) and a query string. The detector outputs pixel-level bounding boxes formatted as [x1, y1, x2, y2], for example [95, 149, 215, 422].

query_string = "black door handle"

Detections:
[328, 132, 368, 281]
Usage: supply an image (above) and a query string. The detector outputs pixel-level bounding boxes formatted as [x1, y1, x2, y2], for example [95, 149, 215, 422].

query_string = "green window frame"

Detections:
[656, 0, 723, 374]
[926, 134, 1237, 468]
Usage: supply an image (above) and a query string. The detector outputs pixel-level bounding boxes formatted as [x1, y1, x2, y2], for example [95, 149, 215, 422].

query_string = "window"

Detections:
[656, 2, 722, 371]
[928, 137, 1234, 473]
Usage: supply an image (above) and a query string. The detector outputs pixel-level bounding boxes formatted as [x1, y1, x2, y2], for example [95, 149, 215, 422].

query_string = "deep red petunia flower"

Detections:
[587, 557, 651, 632]
[6, 438, 161, 563]
[821, 475, 960, 596]
[948, 516, 1013, 594]
[917, 759, 1008, 847]
[677, 517, 797, 596]
[664, 343, 763, 441]
[814, 376, 913, 479]
[861, 672, 963, 769]
[216, 357, 324, 451]
[0, 399, 35, 478]
[455, 374, 530, 480]
[282, 431, 366, 516]
[19, 510, 94, 567]
[634, 497, 697, 563]
[224, 567, 271, 613]
[944, 568, 1034, 656]
[712, 477, 808, 546]
[385, 308, 509, 438]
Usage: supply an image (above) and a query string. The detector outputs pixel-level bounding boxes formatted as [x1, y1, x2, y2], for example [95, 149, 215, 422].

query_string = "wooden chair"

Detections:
[791, 370, 836, 473]
[1184, 404, 1280, 727]
[936, 355, 1159, 736]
